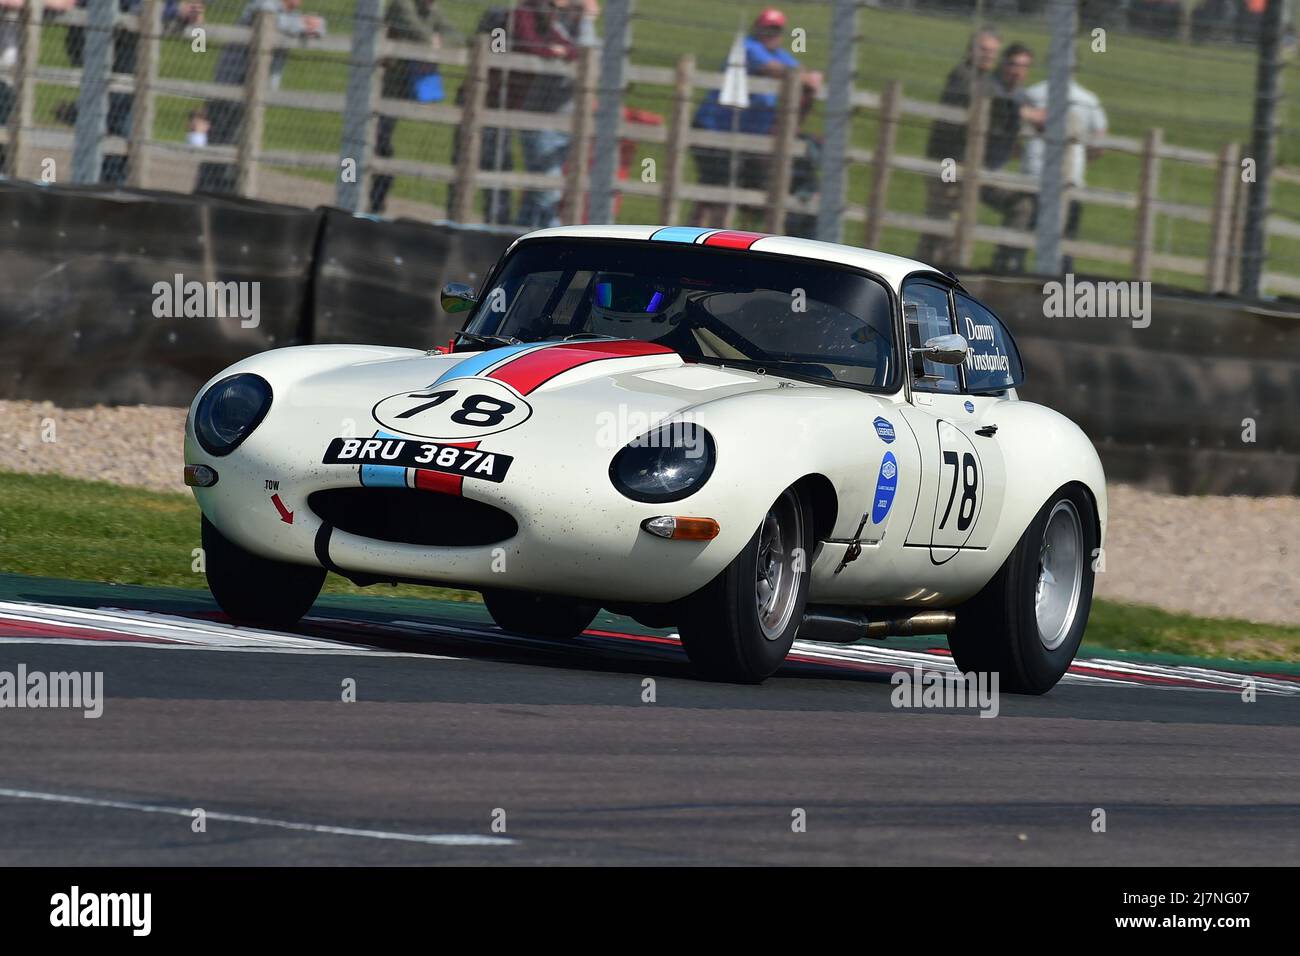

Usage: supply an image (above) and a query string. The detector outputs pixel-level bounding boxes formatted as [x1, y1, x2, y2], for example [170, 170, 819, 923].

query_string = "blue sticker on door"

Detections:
[871, 451, 898, 524]
[873, 416, 896, 443]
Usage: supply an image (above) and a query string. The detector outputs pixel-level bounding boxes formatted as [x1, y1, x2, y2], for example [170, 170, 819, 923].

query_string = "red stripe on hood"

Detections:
[488, 340, 674, 395]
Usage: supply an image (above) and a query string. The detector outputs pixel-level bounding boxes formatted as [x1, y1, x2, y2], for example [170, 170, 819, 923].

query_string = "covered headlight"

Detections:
[609, 423, 716, 503]
[193, 373, 273, 456]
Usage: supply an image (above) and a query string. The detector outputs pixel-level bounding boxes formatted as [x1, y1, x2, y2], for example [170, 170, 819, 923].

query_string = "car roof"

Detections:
[512, 225, 950, 290]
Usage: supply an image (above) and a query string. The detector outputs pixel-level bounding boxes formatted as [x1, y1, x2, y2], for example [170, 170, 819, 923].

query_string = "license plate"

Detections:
[323, 437, 513, 483]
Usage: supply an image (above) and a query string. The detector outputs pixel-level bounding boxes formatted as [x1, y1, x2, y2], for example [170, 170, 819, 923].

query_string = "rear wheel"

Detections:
[201, 516, 325, 628]
[482, 589, 598, 639]
[948, 484, 1097, 694]
[677, 487, 813, 683]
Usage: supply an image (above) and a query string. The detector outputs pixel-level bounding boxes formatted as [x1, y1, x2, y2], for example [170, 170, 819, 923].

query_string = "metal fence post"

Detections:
[1133, 127, 1163, 281]
[864, 79, 901, 249]
[237, 9, 276, 199]
[955, 87, 988, 269]
[587, 0, 632, 225]
[337, 0, 382, 213]
[127, 0, 161, 188]
[659, 54, 695, 225]
[815, 0, 856, 243]
[6, 0, 44, 179]
[765, 69, 801, 234]
[1207, 142, 1241, 293]
[451, 34, 489, 224]
[71, 0, 116, 183]
[1033, 0, 1075, 276]
[561, 45, 599, 225]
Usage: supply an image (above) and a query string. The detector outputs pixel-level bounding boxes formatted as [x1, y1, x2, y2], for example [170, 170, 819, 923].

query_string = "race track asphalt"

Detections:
[0, 574, 1296, 866]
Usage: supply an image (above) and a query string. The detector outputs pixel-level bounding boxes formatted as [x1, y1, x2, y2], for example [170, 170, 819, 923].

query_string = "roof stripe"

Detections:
[701, 230, 769, 250]
[649, 226, 715, 244]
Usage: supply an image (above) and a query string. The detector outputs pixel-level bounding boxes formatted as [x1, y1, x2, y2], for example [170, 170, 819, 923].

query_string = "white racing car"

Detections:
[185, 225, 1106, 693]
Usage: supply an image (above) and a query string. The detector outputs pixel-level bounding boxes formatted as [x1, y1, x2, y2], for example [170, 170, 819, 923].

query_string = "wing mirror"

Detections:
[440, 282, 478, 314]
[910, 333, 969, 375]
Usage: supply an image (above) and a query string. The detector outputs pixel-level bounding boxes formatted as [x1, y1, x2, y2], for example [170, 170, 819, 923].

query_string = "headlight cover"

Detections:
[193, 373, 273, 456]
[609, 423, 716, 503]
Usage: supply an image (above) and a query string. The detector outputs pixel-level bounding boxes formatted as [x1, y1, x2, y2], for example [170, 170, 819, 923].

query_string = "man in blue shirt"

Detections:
[689, 8, 821, 228]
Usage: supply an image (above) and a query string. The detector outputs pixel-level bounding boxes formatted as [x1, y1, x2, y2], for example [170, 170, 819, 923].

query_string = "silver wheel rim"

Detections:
[756, 494, 804, 641]
[1035, 499, 1084, 651]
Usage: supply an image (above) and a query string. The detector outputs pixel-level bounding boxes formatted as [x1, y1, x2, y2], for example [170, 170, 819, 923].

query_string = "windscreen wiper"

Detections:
[453, 330, 524, 349]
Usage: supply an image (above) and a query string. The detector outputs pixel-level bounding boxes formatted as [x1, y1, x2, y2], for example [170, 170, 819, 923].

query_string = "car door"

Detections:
[897, 279, 1009, 567]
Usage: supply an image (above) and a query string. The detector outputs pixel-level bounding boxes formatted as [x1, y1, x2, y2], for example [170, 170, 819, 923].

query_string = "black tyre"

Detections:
[482, 588, 598, 639]
[201, 516, 325, 628]
[677, 487, 813, 683]
[948, 484, 1098, 695]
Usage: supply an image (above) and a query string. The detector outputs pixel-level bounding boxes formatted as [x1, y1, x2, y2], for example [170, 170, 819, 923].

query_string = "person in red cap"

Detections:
[689, 7, 822, 228]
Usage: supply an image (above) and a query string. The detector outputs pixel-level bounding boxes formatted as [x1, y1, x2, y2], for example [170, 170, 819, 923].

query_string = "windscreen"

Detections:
[464, 240, 898, 390]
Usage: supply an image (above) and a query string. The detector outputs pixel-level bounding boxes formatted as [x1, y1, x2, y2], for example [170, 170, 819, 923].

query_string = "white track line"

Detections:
[0, 786, 516, 847]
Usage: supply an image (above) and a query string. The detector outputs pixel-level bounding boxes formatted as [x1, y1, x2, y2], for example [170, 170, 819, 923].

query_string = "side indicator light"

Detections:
[641, 516, 720, 541]
[184, 464, 219, 487]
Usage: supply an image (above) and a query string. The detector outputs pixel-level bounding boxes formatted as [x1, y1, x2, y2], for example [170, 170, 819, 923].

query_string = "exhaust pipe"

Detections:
[799, 607, 956, 644]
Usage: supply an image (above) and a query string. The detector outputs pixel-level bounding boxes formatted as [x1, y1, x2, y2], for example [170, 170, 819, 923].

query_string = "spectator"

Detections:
[370, 0, 461, 215]
[195, 0, 325, 195]
[512, 0, 599, 229]
[981, 42, 1042, 272]
[0, 0, 34, 169]
[1020, 77, 1107, 273]
[689, 7, 822, 229]
[915, 27, 1001, 264]
[569, 102, 663, 222]
[448, 5, 519, 224]
[59, 0, 203, 184]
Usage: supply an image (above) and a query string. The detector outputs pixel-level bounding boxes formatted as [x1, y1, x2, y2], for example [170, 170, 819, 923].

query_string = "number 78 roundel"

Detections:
[372, 379, 533, 441]
[932, 420, 983, 550]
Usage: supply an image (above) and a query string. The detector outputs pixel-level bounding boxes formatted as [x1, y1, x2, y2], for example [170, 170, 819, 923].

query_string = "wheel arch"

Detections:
[792, 473, 839, 543]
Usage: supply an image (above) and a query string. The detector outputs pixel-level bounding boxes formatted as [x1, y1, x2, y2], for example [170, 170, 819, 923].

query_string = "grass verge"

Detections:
[1, 470, 1295, 662]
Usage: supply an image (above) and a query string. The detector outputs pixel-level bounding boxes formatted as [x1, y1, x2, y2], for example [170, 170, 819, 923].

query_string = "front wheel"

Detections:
[481, 589, 598, 639]
[948, 484, 1098, 695]
[677, 487, 813, 683]
[201, 516, 326, 628]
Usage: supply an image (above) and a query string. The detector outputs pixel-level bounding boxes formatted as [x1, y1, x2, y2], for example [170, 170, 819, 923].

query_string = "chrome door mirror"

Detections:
[440, 282, 478, 314]
[911, 333, 968, 367]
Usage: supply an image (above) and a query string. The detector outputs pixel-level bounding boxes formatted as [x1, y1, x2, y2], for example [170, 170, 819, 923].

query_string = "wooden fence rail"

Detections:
[3, 1, 1300, 294]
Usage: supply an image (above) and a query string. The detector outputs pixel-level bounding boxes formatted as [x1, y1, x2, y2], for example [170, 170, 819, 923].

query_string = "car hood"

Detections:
[288, 341, 797, 429]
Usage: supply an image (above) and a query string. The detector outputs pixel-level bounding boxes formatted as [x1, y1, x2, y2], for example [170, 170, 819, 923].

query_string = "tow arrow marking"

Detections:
[271, 493, 294, 524]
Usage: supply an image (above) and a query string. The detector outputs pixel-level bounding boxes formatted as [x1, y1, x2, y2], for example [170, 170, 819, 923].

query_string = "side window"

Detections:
[953, 292, 1025, 393]
[902, 281, 960, 393]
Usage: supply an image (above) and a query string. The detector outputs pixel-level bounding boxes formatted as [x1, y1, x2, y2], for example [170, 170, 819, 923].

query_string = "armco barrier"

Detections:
[0, 183, 1296, 494]
[0, 181, 321, 407]
[310, 210, 517, 349]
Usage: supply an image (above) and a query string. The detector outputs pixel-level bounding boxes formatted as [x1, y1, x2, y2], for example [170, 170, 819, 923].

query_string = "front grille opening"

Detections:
[309, 488, 518, 547]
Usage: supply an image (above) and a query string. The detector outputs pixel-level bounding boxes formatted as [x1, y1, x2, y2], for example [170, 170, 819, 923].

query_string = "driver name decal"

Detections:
[871, 452, 899, 524]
